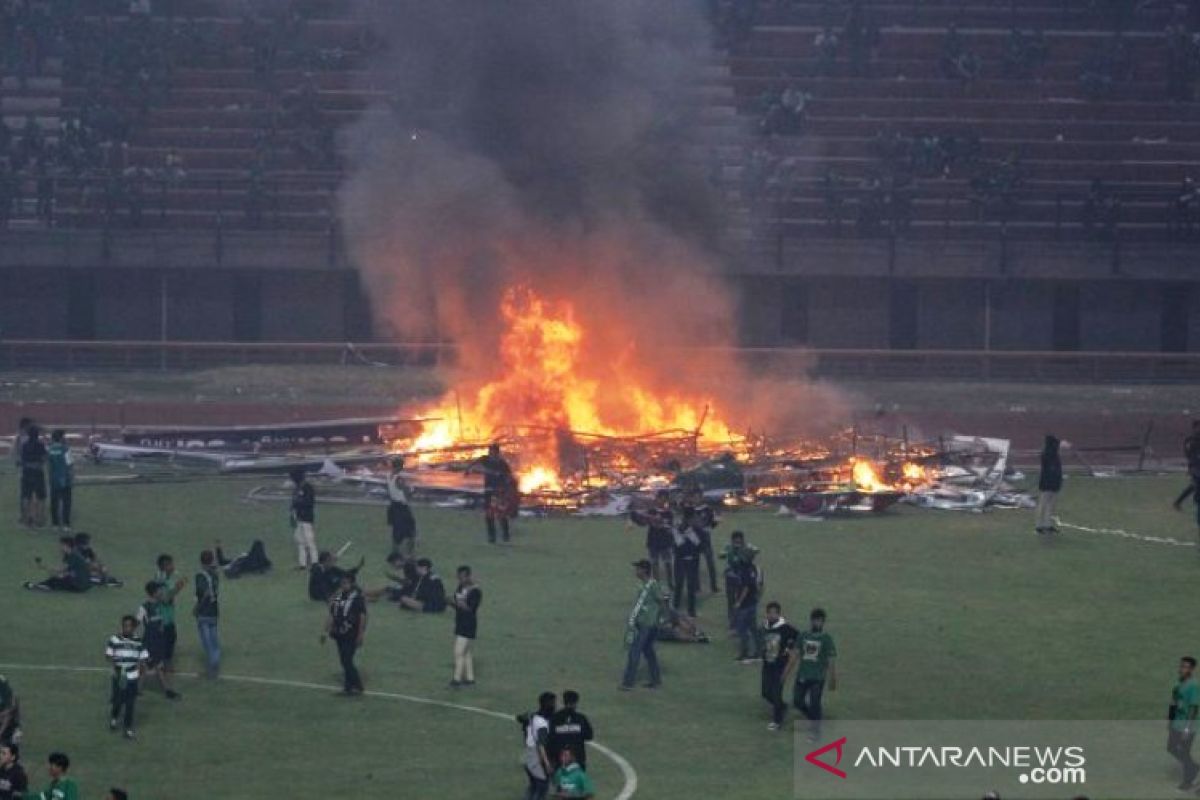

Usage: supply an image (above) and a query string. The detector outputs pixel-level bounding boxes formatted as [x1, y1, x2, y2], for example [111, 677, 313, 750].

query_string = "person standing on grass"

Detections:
[548, 691, 593, 771]
[1034, 434, 1063, 535]
[519, 692, 556, 800]
[12, 417, 31, 525]
[450, 565, 482, 687]
[550, 748, 595, 799]
[289, 468, 318, 570]
[794, 607, 837, 741]
[468, 443, 516, 544]
[760, 602, 799, 731]
[683, 494, 721, 594]
[136, 581, 181, 700]
[629, 490, 674, 586]
[386, 456, 417, 559]
[105, 615, 148, 740]
[194, 550, 221, 679]
[153, 554, 186, 686]
[0, 677, 21, 746]
[1169, 656, 1200, 790]
[46, 430, 73, 531]
[722, 530, 759, 628]
[671, 521, 701, 619]
[733, 558, 761, 664]
[620, 560, 665, 691]
[19, 424, 47, 528]
[0, 743, 28, 800]
[29, 752, 77, 800]
[322, 571, 367, 695]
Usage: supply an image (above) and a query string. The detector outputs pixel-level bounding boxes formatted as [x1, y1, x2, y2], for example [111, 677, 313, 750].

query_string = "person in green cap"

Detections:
[550, 748, 595, 799]
[30, 751, 78, 800]
[619, 560, 665, 691]
[1169, 656, 1200, 790]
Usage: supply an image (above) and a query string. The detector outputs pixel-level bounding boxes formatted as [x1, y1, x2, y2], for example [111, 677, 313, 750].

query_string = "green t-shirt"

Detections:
[1172, 678, 1200, 731]
[66, 551, 91, 591]
[795, 630, 837, 681]
[154, 570, 178, 626]
[629, 579, 665, 630]
[46, 442, 72, 488]
[34, 776, 79, 800]
[722, 543, 759, 569]
[553, 763, 595, 798]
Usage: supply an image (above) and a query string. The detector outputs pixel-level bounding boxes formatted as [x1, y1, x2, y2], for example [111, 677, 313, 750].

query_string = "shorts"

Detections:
[161, 624, 177, 662]
[20, 469, 46, 500]
[388, 503, 416, 542]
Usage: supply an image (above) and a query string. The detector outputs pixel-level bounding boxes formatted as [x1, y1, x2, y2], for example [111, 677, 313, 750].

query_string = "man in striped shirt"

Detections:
[105, 616, 148, 740]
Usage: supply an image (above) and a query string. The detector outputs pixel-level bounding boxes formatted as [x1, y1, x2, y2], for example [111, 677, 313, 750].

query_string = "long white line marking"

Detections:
[1056, 518, 1196, 548]
[0, 662, 638, 800]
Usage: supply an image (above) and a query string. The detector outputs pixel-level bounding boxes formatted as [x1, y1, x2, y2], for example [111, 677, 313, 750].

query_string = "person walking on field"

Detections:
[1169, 656, 1200, 790]
[322, 571, 367, 695]
[289, 468, 318, 570]
[1035, 435, 1064, 535]
[619, 560, 666, 691]
[794, 607, 837, 742]
[450, 565, 482, 687]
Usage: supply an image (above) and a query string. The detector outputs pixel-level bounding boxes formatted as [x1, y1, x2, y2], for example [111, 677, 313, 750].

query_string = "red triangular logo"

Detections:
[805, 736, 848, 779]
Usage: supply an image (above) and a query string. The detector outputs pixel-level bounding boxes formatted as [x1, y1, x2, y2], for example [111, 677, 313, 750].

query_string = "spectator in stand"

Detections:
[813, 27, 839, 76]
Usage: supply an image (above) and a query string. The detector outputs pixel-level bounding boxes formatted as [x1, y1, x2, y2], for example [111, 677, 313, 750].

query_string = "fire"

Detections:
[902, 462, 926, 484]
[851, 458, 891, 493]
[403, 286, 741, 491]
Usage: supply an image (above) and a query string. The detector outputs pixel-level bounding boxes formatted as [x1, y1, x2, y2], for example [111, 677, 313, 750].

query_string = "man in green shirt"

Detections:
[619, 560, 665, 691]
[30, 752, 78, 800]
[46, 430, 73, 531]
[721, 530, 759, 628]
[24, 537, 90, 593]
[1169, 656, 1200, 789]
[551, 748, 595, 799]
[793, 607, 838, 741]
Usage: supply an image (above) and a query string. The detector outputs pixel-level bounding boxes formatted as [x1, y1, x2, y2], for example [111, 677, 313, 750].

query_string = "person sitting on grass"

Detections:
[0, 676, 21, 746]
[550, 748, 594, 799]
[656, 606, 711, 644]
[24, 537, 91, 593]
[74, 533, 122, 588]
[29, 751, 78, 800]
[214, 539, 272, 578]
[364, 553, 418, 603]
[399, 558, 446, 613]
[135, 582, 181, 700]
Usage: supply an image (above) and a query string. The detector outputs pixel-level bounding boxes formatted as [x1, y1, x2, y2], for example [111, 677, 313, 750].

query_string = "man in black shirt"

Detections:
[629, 491, 674, 586]
[399, 558, 446, 613]
[194, 550, 221, 679]
[760, 602, 799, 730]
[450, 565, 482, 687]
[289, 468, 319, 570]
[19, 424, 47, 528]
[0, 743, 27, 800]
[308, 551, 362, 602]
[671, 524, 701, 619]
[468, 443, 517, 544]
[733, 560, 761, 664]
[322, 571, 367, 695]
[682, 493, 720, 593]
[547, 690, 594, 771]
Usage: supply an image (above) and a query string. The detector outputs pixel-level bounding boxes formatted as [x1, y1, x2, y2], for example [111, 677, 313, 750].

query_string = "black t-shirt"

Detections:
[413, 573, 447, 613]
[309, 564, 342, 602]
[761, 621, 799, 669]
[453, 584, 483, 638]
[194, 568, 220, 618]
[20, 437, 46, 470]
[292, 481, 316, 523]
[632, 506, 674, 553]
[330, 588, 366, 639]
[735, 564, 760, 608]
[673, 529, 701, 561]
[547, 708, 594, 766]
[478, 455, 514, 492]
[0, 761, 28, 800]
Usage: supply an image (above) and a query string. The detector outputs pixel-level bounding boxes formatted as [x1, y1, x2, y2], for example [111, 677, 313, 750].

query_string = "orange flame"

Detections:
[404, 286, 740, 491]
[851, 458, 891, 493]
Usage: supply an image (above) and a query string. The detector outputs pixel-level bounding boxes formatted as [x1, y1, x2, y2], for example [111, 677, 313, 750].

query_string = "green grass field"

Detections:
[1, 470, 1196, 799]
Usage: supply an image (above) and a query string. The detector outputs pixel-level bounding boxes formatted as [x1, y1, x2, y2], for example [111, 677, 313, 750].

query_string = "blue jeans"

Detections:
[621, 626, 661, 688]
[197, 617, 221, 676]
[733, 604, 758, 659]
